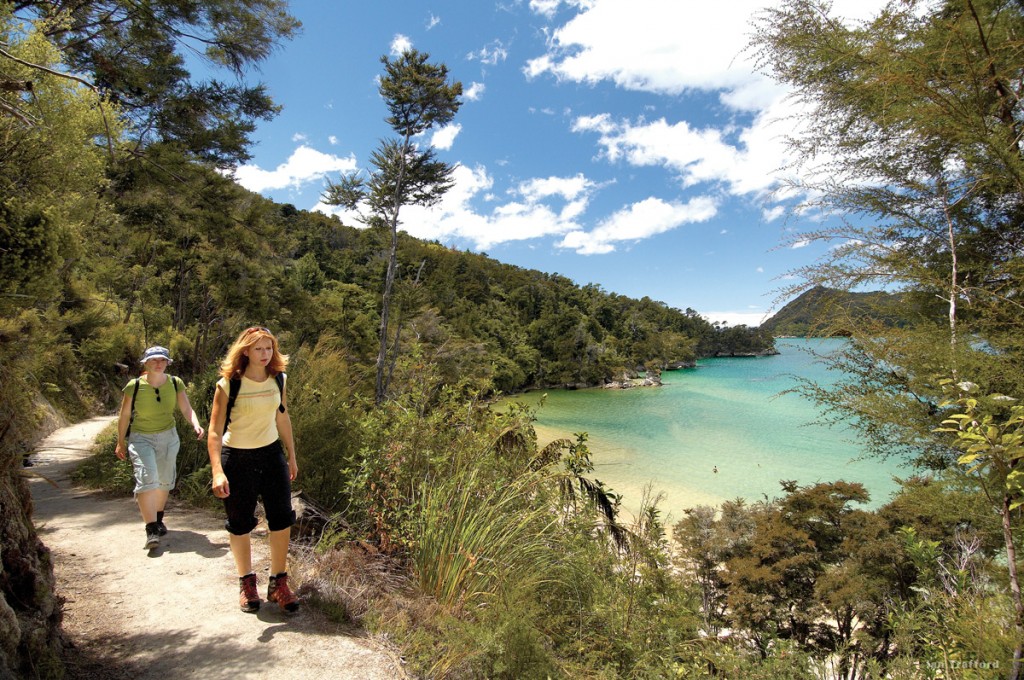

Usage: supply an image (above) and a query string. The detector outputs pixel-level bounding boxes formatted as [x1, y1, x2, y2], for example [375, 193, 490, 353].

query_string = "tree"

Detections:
[751, 0, 1024, 411]
[752, 2, 1024, 674]
[937, 384, 1024, 677]
[322, 49, 461, 404]
[13, 0, 299, 166]
[673, 501, 756, 638]
[0, 8, 121, 675]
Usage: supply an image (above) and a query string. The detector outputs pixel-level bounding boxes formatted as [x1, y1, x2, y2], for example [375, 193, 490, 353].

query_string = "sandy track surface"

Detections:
[27, 416, 405, 680]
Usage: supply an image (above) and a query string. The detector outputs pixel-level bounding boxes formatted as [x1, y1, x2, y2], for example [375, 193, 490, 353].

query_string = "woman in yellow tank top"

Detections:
[207, 327, 299, 613]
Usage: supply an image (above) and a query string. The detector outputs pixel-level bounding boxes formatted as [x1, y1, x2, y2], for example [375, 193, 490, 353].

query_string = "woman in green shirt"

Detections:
[115, 346, 205, 551]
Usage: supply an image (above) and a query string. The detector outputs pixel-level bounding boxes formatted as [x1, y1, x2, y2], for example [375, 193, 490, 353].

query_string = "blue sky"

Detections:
[229, 0, 885, 326]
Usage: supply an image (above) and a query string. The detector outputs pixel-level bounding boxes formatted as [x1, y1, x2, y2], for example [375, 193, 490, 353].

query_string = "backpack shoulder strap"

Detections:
[275, 372, 286, 413]
[170, 375, 182, 393]
[223, 377, 242, 435]
[125, 378, 142, 438]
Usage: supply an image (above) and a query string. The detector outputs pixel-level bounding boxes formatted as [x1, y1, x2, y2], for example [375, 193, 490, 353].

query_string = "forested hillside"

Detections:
[761, 286, 909, 336]
[49, 152, 777, 399]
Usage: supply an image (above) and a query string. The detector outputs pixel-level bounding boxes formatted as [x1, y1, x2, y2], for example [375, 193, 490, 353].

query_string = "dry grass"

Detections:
[290, 539, 416, 625]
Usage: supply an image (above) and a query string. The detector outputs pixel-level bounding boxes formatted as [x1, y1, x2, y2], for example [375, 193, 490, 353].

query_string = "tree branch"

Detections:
[0, 46, 116, 159]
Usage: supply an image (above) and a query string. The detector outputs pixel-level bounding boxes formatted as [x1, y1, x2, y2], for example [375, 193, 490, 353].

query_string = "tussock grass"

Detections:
[412, 466, 561, 612]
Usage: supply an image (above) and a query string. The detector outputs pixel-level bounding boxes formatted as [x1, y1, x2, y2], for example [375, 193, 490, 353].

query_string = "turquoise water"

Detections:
[504, 338, 906, 523]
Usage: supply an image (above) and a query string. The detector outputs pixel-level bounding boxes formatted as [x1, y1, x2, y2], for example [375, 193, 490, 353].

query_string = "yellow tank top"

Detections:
[219, 374, 283, 449]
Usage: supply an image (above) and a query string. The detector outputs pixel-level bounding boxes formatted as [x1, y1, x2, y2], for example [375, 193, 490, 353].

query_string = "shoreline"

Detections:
[532, 423, 728, 525]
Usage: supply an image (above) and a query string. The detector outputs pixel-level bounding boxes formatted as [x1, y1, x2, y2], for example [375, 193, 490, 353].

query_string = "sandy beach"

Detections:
[532, 423, 728, 528]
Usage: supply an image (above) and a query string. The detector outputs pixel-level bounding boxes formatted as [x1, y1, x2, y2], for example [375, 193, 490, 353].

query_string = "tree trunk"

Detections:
[1002, 492, 1023, 680]
[374, 136, 412, 405]
[942, 187, 959, 367]
[375, 219, 399, 405]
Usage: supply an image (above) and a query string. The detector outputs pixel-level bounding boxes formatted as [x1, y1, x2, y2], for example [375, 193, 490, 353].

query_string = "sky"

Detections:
[227, 0, 887, 327]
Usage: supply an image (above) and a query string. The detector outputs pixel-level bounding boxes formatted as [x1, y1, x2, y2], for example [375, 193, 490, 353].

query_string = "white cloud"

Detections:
[517, 173, 593, 203]
[426, 14, 441, 29]
[313, 166, 719, 255]
[464, 82, 486, 101]
[314, 165, 596, 251]
[535, 0, 890, 207]
[390, 34, 413, 55]
[523, 54, 554, 79]
[702, 311, 771, 327]
[526, 0, 769, 97]
[431, 123, 461, 151]
[292, 132, 308, 143]
[529, 0, 887, 99]
[467, 40, 509, 65]
[232, 145, 357, 193]
[328, 135, 338, 145]
[790, 240, 810, 249]
[529, 0, 565, 17]
[558, 195, 717, 255]
[573, 104, 794, 198]
[571, 113, 617, 135]
[402, 166, 586, 249]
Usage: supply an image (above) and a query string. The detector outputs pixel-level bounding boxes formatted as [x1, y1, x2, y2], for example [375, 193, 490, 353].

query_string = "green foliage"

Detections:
[392, 594, 561, 680]
[17, 0, 299, 166]
[880, 474, 1005, 557]
[411, 466, 559, 611]
[763, 286, 911, 337]
[937, 382, 1024, 510]
[285, 336, 365, 511]
[669, 473, 1021, 679]
[752, 0, 1024, 465]
[676, 640, 819, 680]
[891, 526, 1018, 678]
[71, 424, 136, 494]
[76, 319, 141, 379]
[13, 1, 1023, 676]
[674, 500, 755, 636]
[346, 359, 533, 549]
[176, 464, 220, 510]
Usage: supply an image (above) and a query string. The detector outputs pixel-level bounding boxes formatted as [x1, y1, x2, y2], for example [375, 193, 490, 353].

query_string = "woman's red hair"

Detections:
[219, 327, 288, 380]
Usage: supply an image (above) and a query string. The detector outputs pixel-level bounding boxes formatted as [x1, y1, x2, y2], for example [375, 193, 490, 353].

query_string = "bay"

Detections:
[503, 338, 907, 524]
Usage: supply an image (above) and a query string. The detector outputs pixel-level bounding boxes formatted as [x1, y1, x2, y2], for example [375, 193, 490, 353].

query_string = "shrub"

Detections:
[411, 465, 559, 611]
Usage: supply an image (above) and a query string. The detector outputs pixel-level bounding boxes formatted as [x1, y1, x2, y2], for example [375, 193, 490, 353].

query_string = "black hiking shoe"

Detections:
[144, 522, 160, 550]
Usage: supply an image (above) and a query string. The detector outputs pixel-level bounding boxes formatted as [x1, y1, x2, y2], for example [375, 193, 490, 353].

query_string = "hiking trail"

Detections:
[28, 416, 405, 680]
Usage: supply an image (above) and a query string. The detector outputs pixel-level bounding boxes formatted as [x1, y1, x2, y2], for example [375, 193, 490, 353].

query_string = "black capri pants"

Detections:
[221, 440, 296, 535]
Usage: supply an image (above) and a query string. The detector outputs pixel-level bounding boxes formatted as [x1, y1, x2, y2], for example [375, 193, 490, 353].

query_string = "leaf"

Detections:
[1006, 470, 1024, 502]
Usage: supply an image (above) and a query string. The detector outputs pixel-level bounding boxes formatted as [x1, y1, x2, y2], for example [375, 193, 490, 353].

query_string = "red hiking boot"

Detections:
[239, 573, 260, 613]
[268, 572, 298, 613]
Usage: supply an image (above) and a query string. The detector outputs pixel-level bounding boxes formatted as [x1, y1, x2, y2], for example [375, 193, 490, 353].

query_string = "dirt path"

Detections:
[27, 416, 406, 680]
